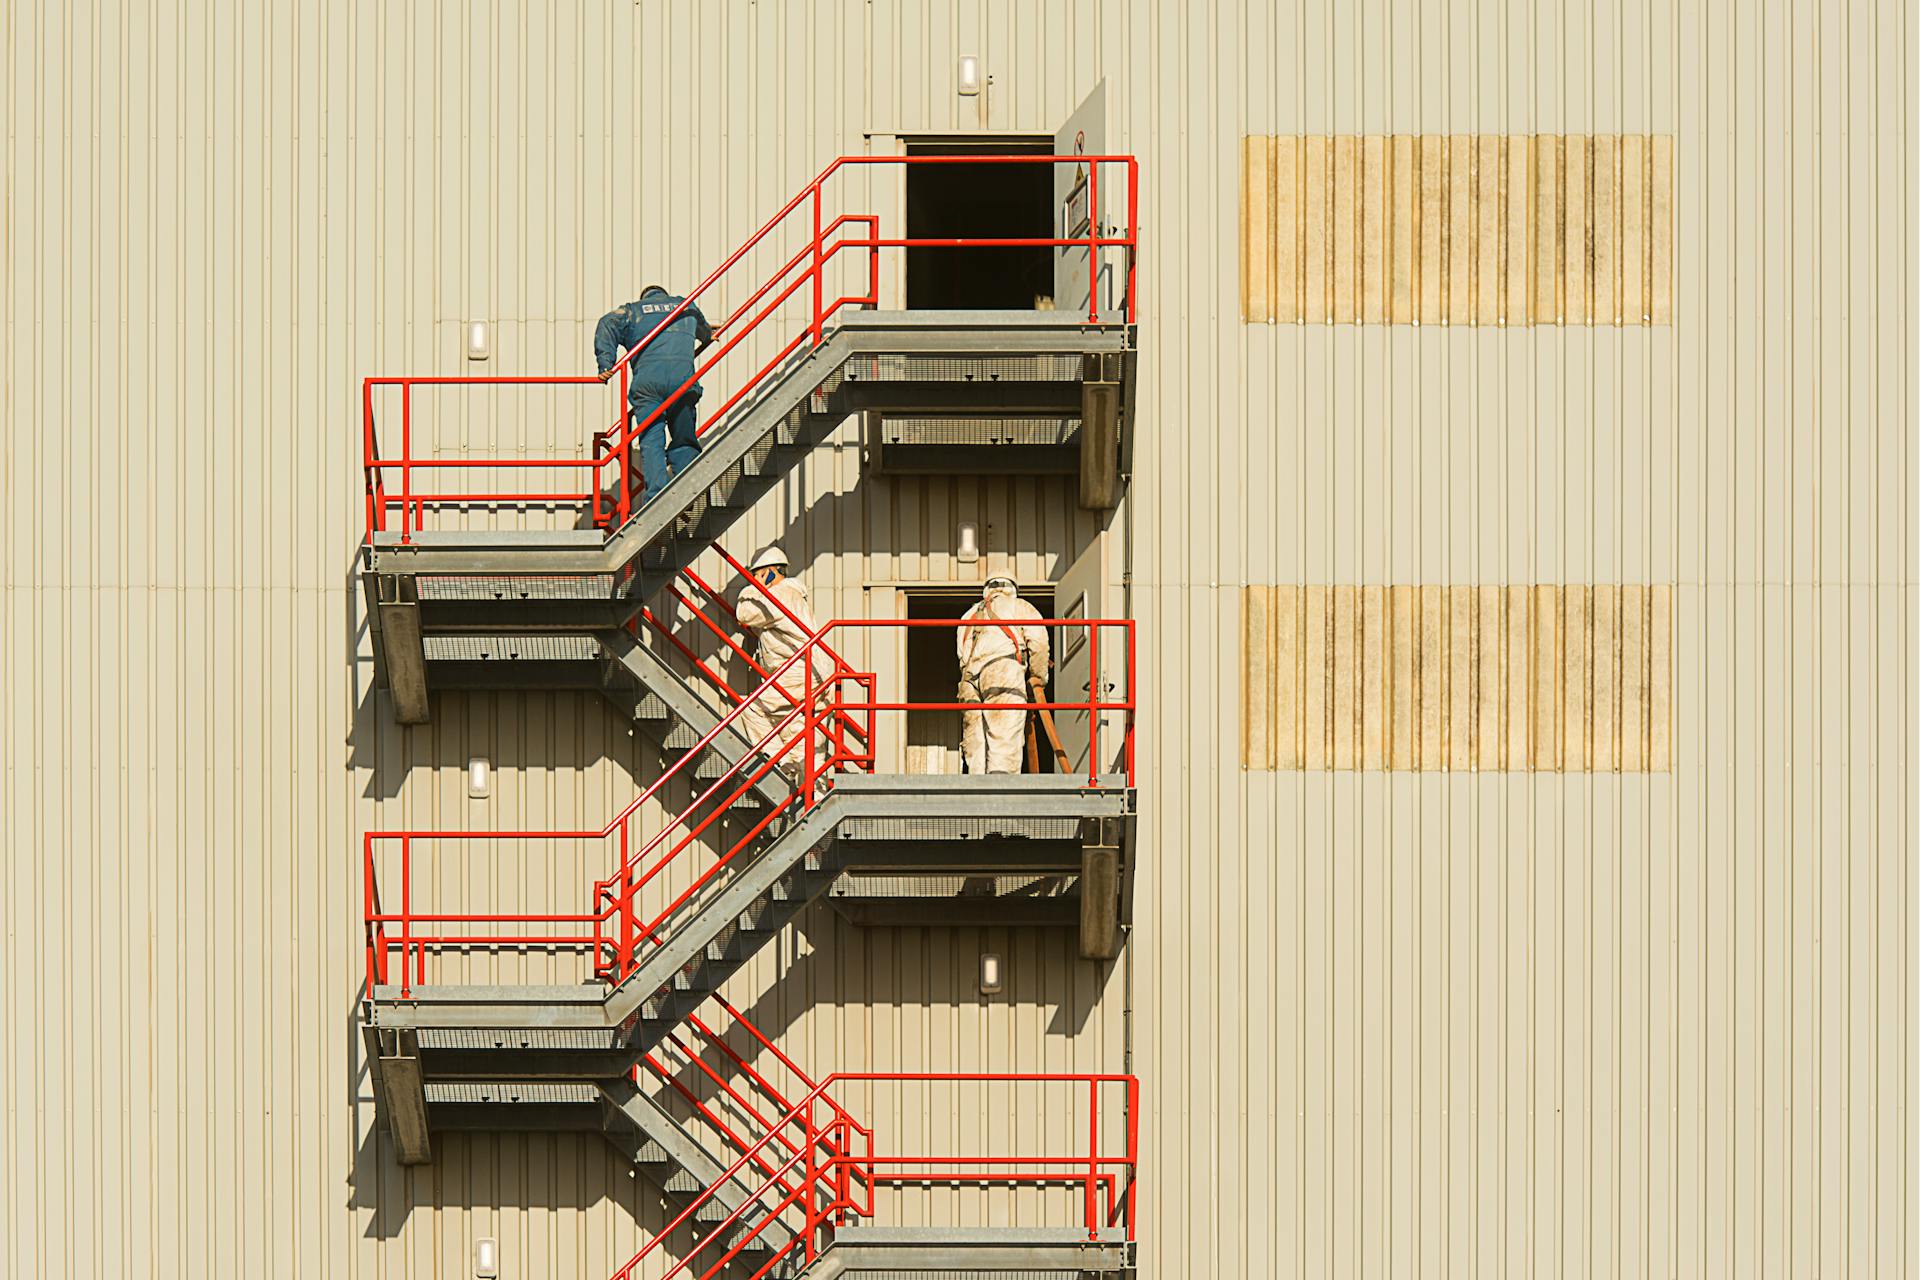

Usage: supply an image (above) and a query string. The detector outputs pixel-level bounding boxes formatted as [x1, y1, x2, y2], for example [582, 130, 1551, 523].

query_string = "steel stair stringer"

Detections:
[598, 625, 794, 815]
[598, 1074, 807, 1276]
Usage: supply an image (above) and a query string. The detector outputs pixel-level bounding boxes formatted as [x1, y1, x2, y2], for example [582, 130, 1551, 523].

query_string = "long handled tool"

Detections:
[1029, 673, 1073, 774]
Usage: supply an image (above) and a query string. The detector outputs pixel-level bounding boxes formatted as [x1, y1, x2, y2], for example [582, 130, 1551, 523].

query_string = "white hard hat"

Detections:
[984, 574, 1016, 592]
[749, 545, 789, 572]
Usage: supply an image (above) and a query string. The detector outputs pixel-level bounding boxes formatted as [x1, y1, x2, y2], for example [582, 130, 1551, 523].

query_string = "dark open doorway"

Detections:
[905, 138, 1056, 310]
[903, 586, 1056, 774]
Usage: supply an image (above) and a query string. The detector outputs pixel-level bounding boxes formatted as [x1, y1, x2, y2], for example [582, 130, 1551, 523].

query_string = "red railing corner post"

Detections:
[1127, 158, 1140, 323]
[1125, 1074, 1140, 1239]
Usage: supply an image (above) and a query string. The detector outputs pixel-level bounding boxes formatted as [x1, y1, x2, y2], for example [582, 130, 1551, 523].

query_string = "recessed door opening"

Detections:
[903, 587, 1056, 775]
[905, 138, 1056, 310]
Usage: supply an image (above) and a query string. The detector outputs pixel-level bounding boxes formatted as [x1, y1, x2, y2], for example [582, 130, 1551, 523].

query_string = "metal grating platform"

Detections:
[878, 416, 1079, 446]
[830, 874, 1069, 899]
[422, 634, 600, 662]
[416, 1026, 620, 1051]
[843, 353, 1085, 383]
[424, 1081, 597, 1104]
[416, 574, 615, 600]
[836, 816, 1084, 842]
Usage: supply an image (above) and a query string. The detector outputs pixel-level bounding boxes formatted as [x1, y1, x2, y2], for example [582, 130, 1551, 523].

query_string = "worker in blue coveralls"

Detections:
[595, 284, 714, 510]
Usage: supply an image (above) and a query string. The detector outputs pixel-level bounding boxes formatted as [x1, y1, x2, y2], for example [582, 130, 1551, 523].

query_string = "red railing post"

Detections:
[1126, 158, 1139, 322]
[804, 1097, 818, 1261]
[1085, 1077, 1100, 1238]
[617, 364, 633, 525]
[1124, 620, 1136, 788]
[618, 817, 636, 976]
[363, 834, 380, 987]
[399, 384, 413, 543]
[1125, 1074, 1140, 1239]
[803, 657, 817, 808]
[1088, 622, 1101, 787]
[1087, 161, 1101, 324]
[834, 1117, 851, 1223]
[810, 185, 825, 346]
[398, 835, 412, 997]
[362, 381, 380, 535]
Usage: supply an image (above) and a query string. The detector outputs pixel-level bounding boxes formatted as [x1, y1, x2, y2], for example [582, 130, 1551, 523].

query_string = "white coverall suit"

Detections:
[957, 586, 1051, 774]
[735, 576, 833, 778]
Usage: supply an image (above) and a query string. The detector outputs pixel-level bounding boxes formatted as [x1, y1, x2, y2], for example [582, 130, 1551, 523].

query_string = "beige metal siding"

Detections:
[1, 2, 1912, 1279]
[1240, 584, 1674, 771]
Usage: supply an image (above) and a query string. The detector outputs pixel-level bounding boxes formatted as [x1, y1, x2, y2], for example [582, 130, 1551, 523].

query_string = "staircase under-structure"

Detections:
[359, 153, 1143, 1279]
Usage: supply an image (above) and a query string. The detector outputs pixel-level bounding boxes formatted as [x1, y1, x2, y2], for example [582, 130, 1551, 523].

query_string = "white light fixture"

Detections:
[465, 319, 491, 361]
[467, 757, 492, 799]
[955, 521, 980, 564]
[474, 1236, 500, 1278]
[957, 55, 982, 97]
[979, 952, 1003, 995]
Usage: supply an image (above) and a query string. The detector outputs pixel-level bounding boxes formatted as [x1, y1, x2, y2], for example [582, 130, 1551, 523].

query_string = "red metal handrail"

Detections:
[361, 153, 1139, 538]
[362, 617, 1135, 995]
[605, 1072, 1138, 1280]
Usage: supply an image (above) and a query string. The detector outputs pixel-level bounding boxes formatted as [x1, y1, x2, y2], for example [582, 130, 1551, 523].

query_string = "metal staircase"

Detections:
[359, 153, 1142, 1279]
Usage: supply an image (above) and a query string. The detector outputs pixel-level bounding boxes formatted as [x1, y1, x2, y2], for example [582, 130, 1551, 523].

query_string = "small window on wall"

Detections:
[903, 587, 1055, 774]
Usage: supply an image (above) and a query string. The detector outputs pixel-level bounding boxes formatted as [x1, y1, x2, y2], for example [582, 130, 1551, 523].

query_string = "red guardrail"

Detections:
[361, 153, 1139, 538]
[362, 617, 1135, 997]
[606, 1072, 1138, 1280]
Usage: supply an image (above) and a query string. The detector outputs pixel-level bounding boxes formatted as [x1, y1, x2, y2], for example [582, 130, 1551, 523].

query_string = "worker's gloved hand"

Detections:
[599, 370, 615, 383]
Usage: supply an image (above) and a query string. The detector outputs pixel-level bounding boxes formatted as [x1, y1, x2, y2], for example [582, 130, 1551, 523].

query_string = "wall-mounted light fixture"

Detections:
[956, 521, 981, 564]
[467, 757, 492, 800]
[957, 55, 982, 97]
[474, 1236, 500, 1278]
[466, 319, 491, 361]
[979, 952, 1003, 995]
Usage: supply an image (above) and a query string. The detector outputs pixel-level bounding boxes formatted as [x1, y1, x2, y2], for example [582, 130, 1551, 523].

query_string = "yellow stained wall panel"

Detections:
[1241, 134, 1675, 325]
[1418, 136, 1446, 323]
[1241, 585, 1675, 771]
[1593, 134, 1620, 322]
[1274, 135, 1301, 324]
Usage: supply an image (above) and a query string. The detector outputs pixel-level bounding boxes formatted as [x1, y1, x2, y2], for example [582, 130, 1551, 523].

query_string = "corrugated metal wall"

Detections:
[1, 1, 1911, 1277]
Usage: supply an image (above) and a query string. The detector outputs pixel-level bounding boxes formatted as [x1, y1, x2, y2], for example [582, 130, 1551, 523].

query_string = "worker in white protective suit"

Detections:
[957, 576, 1051, 774]
[734, 546, 834, 782]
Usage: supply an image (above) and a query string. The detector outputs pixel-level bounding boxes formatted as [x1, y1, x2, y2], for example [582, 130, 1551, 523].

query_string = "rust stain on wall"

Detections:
[1241, 584, 1674, 771]
[1240, 135, 1674, 326]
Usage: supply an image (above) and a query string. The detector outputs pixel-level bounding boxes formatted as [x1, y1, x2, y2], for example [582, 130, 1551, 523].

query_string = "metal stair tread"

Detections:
[425, 1081, 597, 1104]
[416, 1026, 619, 1050]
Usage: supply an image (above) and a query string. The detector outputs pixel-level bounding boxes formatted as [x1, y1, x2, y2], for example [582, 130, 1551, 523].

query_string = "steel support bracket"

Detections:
[1078, 813, 1126, 960]
[367, 1025, 433, 1165]
[368, 573, 431, 724]
[1078, 350, 1126, 510]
